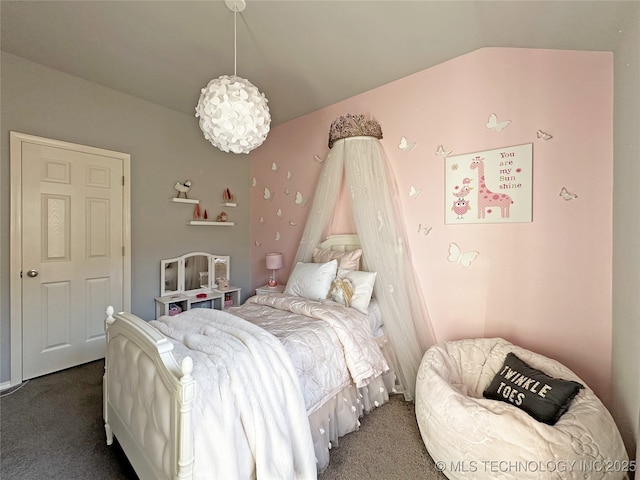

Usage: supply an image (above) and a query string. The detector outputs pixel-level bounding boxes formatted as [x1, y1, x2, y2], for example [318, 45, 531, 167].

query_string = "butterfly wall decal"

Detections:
[399, 136, 416, 152]
[275, 231, 281, 241]
[276, 208, 283, 218]
[418, 224, 432, 236]
[559, 187, 578, 201]
[289, 220, 297, 226]
[251, 177, 257, 187]
[263, 187, 274, 201]
[409, 185, 423, 199]
[447, 242, 479, 268]
[271, 162, 279, 171]
[287, 171, 292, 180]
[435, 144, 453, 158]
[486, 113, 511, 132]
[536, 129, 553, 140]
[295, 191, 309, 207]
[314, 154, 325, 163]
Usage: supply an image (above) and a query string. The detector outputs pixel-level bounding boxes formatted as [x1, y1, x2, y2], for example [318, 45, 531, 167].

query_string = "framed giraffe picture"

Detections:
[445, 143, 533, 224]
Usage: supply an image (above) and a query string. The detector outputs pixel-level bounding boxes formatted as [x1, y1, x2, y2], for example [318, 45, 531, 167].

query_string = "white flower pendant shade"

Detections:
[195, 0, 271, 154]
[195, 75, 270, 154]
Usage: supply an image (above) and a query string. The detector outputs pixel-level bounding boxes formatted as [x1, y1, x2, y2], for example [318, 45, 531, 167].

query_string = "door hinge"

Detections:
[20, 271, 23, 278]
[122, 246, 125, 256]
[122, 176, 125, 186]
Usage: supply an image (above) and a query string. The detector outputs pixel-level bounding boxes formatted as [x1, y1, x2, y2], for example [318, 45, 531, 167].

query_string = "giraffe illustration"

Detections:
[470, 156, 513, 219]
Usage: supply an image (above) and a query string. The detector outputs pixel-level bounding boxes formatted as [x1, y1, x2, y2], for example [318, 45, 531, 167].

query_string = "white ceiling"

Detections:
[1, 1, 638, 126]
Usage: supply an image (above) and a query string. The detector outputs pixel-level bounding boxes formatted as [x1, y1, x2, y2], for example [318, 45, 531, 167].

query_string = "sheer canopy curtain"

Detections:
[294, 135, 436, 399]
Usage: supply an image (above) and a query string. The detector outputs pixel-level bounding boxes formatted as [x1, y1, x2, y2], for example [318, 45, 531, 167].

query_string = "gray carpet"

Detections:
[318, 393, 447, 480]
[0, 360, 135, 480]
[1, 360, 446, 479]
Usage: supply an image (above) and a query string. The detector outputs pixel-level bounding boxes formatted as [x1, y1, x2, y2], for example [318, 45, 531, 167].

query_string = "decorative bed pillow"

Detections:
[483, 352, 584, 425]
[329, 268, 376, 314]
[312, 248, 362, 270]
[284, 260, 338, 301]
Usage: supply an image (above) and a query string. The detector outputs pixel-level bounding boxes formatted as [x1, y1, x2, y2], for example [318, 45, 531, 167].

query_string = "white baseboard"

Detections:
[0, 381, 12, 392]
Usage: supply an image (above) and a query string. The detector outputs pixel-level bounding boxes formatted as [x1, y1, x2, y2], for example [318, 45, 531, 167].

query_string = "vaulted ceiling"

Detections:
[2, 1, 638, 126]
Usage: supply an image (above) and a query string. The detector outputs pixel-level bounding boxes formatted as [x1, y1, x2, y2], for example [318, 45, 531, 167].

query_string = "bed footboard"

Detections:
[104, 306, 196, 480]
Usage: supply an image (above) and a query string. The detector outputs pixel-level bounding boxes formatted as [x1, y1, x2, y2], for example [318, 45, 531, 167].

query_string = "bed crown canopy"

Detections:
[294, 114, 436, 400]
[327, 114, 383, 148]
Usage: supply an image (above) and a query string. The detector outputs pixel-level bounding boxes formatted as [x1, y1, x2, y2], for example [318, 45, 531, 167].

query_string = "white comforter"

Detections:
[150, 308, 316, 480]
[229, 293, 389, 414]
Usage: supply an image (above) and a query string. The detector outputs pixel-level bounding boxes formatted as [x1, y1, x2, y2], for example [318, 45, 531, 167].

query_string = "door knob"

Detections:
[26, 269, 38, 278]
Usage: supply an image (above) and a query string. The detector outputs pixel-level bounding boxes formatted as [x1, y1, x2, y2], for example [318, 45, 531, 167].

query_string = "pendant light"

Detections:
[195, 0, 271, 154]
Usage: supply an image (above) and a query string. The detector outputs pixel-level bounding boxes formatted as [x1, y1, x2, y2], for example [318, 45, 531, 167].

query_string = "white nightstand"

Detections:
[255, 284, 285, 295]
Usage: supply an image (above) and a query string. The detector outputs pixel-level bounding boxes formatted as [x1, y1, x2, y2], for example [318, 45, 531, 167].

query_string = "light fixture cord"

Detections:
[233, 9, 237, 76]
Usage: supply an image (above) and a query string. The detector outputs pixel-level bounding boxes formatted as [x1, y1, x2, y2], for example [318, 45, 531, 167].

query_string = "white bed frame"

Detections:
[103, 235, 381, 479]
[104, 306, 196, 480]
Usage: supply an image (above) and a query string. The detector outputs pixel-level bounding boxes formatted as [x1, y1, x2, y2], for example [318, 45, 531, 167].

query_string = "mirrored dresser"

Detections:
[154, 252, 241, 318]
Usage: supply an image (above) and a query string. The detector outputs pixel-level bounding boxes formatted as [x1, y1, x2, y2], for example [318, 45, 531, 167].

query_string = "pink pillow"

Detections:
[312, 248, 362, 270]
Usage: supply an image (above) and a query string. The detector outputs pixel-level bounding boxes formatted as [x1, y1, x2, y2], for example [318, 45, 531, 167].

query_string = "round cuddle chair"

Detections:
[415, 338, 628, 480]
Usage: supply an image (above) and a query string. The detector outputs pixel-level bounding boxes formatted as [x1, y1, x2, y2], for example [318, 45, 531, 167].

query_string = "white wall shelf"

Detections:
[189, 221, 235, 226]
[171, 197, 199, 204]
[221, 202, 237, 207]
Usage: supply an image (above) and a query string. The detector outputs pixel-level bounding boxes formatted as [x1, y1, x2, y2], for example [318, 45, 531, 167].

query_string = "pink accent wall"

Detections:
[250, 48, 613, 404]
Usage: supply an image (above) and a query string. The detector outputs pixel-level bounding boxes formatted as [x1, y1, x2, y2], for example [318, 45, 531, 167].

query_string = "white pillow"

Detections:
[284, 260, 338, 301]
[329, 268, 377, 314]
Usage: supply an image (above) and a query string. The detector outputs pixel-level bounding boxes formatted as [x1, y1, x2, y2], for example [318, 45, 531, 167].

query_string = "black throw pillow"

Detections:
[483, 352, 584, 425]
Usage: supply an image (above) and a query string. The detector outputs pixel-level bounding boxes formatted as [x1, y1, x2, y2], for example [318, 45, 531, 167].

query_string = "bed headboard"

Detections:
[318, 234, 360, 252]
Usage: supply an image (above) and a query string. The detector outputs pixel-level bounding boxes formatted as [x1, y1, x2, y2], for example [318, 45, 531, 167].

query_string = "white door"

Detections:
[12, 133, 130, 381]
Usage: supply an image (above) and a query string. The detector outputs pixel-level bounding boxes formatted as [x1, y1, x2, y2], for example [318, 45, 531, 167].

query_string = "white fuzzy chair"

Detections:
[415, 338, 628, 480]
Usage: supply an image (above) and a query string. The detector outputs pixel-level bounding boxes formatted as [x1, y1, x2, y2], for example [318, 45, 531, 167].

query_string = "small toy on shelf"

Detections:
[217, 276, 229, 289]
[224, 292, 234, 308]
[223, 188, 235, 203]
[216, 211, 227, 222]
[174, 180, 192, 199]
[193, 203, 202, 220]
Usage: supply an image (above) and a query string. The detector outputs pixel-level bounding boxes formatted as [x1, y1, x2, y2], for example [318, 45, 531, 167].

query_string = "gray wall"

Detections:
[0, 52, 252, 383]
[612, 5, 640, 457]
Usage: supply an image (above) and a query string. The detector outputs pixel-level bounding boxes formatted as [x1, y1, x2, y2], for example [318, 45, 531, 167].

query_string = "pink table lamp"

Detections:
[265, 253, 283, 287]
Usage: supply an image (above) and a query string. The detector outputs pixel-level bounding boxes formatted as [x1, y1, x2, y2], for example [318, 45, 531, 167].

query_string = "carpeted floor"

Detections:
[1, 360, 446, 479]
[0, 360, 136, 480]
[318, 392, 447, 480]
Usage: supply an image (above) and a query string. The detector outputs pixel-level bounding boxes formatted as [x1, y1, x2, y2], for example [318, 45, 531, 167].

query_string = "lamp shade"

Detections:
[195, 75, 270, 154]
[265, 252, 283, 270]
